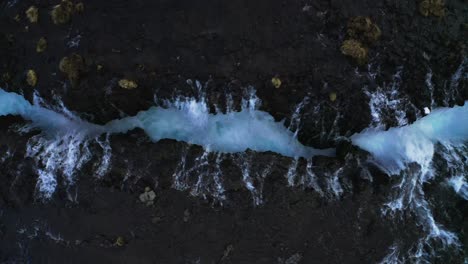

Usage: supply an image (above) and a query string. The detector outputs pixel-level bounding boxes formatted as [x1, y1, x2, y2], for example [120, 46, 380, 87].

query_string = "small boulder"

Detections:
[139, 187, 156, 206]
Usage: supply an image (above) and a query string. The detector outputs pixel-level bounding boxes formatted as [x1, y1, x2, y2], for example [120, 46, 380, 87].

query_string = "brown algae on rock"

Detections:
[419, 0, 446, 17]
[36, 37, 47, 53]
[340, 39, 368, 64]
[118, 79, 138, 89]
[25, 6, 39, 23]
[59, 53, 84, 85]
[51, 0, 75, 25]
[26, 70, 38, 86]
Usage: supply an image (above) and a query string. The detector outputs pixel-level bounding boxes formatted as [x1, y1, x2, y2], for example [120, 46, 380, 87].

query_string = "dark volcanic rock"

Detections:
[0, 121, 401, 263]
[0, 0, 466, 263]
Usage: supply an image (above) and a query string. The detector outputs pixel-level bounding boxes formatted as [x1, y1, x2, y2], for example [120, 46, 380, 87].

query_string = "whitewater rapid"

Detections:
[351, 102, 468, 175]
[0, 88, 334, 159]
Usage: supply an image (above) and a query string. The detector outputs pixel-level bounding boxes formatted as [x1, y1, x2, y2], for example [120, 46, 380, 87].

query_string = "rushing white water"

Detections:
[351, 102, 468, 176]
[0, 88, 335, 198]
[107, 102, 335, 158]
[0, 89, 333, 159]
[448, 175, 468, 200]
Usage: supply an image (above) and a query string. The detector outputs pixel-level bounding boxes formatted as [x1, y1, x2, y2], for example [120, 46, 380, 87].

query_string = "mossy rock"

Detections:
[25, 6, 39, 23]
[36, 37, 47, 53]
[347, 16, 381, 45]
[59, 53, 84, 85]
[118, 79, 138, 89]
[340, 39, 368, 64]
[419, 0, 445, 17]
[26, 70, 38, 86]
[271, 76, 282, 89]
[51, 0, 75, 25]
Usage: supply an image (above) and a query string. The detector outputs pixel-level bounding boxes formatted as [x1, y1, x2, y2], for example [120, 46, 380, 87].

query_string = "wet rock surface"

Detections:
[0, 125, 401, 263]
[0, 0, 467, 263]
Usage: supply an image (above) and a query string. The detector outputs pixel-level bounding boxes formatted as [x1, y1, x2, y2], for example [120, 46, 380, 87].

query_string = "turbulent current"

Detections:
[0, 88, 466, 197]
[0, 89, 333, 159]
